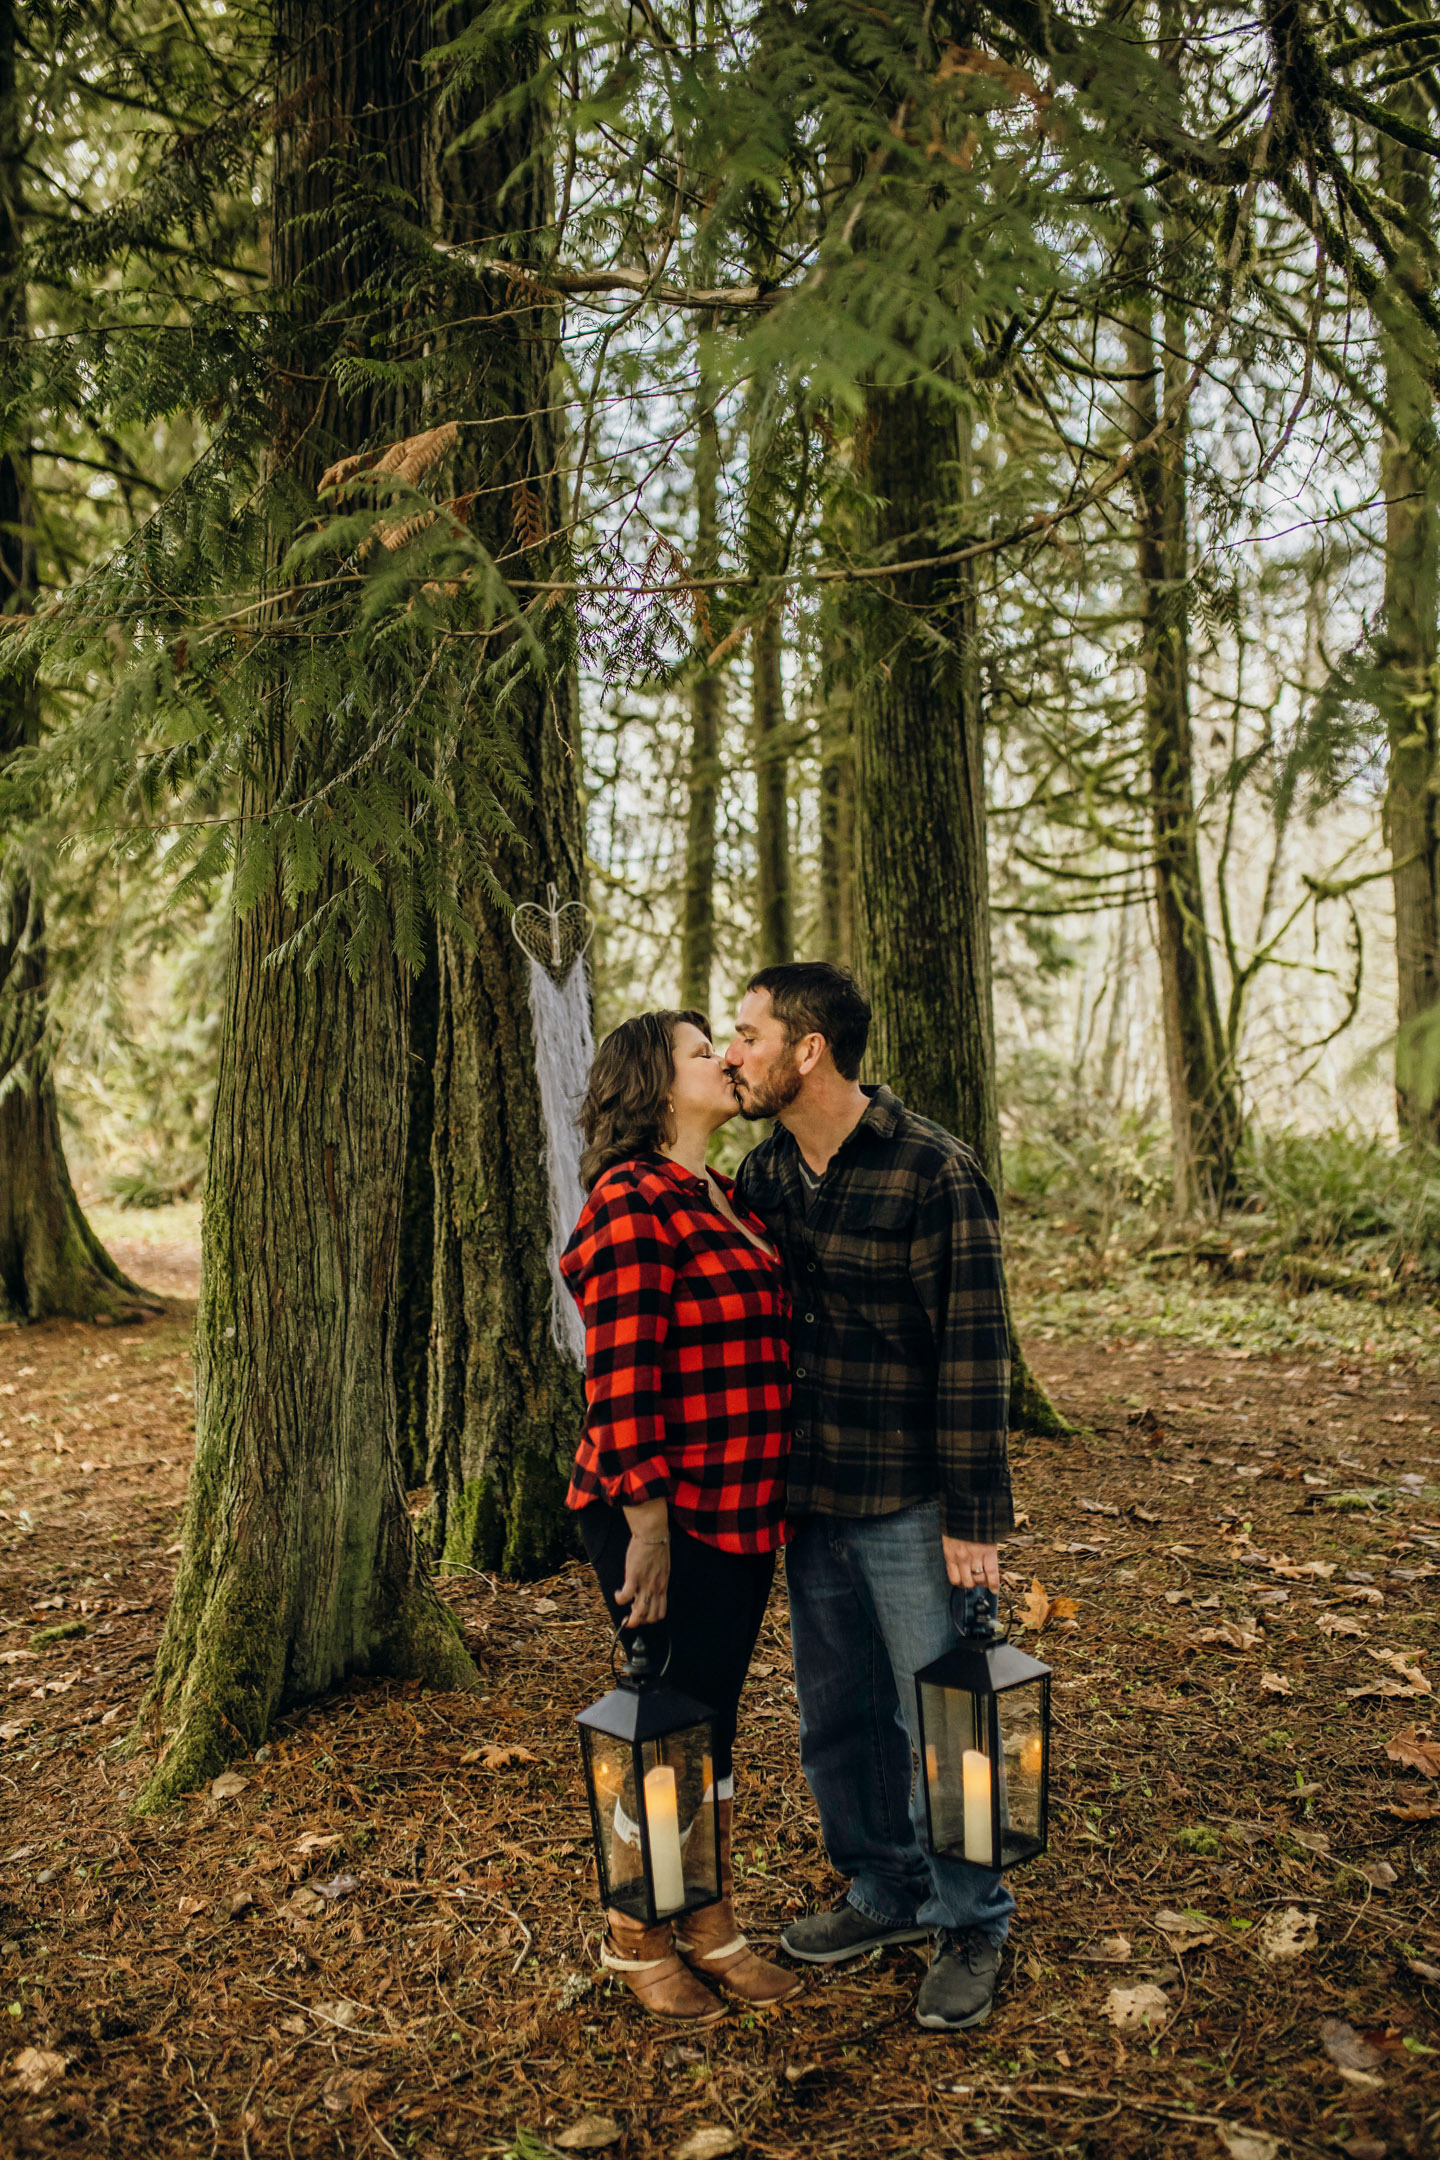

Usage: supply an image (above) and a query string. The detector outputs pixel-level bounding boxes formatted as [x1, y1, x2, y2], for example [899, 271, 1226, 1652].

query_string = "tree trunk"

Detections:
[421, 11, 587, 1579]
[752, 604, 791, 966]
[681, 392, 722, 1011]
[816, 673, 855, 968]
[0, 0, 155, 1326]
[1377, 104, 1440, 1144]
[1123, 276, 1241, 1214]
[851, 385, 1068, 1437]
[138, 0, 476, 1806]
[394, 922, 438, 1488]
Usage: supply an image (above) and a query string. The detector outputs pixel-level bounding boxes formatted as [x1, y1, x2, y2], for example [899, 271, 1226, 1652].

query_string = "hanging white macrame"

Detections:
[511, 887, 595, 1366]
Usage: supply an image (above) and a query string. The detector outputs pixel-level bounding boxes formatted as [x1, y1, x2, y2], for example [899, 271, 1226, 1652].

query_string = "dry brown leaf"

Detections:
[321, 2069, 381, 2114]
[1354, 1861, 1398, 1889]
[1103, 1981, 1171, 2032]
[1320, 2017, 1385, 2078]
[1193, 1619, 1262, 1652]
[1218, 2131, 1278, 2160]
[1384, 1725, 1440, 1779]
[1154, 1907, 1217, 1952]
[479, 1743, 538, 1770]
[1015, 1578, 1079, 1632]
[555, 2116, 622, 2152]
[1385, 1800, 1440, 1822]
[1256, 1907, 1319, 1963]
[673, 2132, 739, 2160]
[1317, 1612, 1367, 1639]
[211, 1770, 248, 1800]
[10, 2047, 66, 2096]
[1259, 1671, 1292, 1695]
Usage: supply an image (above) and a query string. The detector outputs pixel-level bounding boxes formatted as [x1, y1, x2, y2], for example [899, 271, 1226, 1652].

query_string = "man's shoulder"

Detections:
[733, 1131, 788, 1198]
[866, 1092, 988, 1189]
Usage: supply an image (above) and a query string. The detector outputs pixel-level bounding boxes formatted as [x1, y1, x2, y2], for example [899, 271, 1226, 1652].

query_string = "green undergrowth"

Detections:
[1013, 1225, 1440, 1366]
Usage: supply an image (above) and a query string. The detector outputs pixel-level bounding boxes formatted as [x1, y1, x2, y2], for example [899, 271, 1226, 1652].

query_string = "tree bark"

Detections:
[421, 11, 587, 1579]
[681, 392, 722, 1012]
[752, 605, 791, 967]
[0, 0, 155, 1326]
[851, 385, 1068, 1436]
[1123, 267, 1241, 1215]
[1377, 101, 1440, 1144]
[138, 0, 476, 1806]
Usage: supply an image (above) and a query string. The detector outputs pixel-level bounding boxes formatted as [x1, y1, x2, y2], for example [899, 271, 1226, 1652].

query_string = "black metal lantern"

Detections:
[576, 1630, 722, 1924]
[914, 1596, 1052, 1871]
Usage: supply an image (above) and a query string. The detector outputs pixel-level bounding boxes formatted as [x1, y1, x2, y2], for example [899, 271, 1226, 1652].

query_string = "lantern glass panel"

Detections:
[919, 1680, 987, 1859]
[996, 1683, 1047, 1863]
[582, 1719, 718, 1921]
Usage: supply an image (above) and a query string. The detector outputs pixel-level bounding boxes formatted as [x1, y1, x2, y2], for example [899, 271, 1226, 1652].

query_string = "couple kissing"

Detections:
[560, 960, 1016, 2033]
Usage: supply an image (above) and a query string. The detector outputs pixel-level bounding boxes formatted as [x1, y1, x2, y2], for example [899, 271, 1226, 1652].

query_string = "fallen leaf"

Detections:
[1384, 1726, 1440, 1779]
[285, 1887, 329, 1921]
[176, 1894, 205, 1917]
[1094, 1934, 1132, 1963]
[1015, 1578, 1080, 1633]
[1317, 1612, 1367, 1639]
[1369, 1648, 1431, 1693]
[673, 2132, 739, 2160]
[1218, 2130, 1278, 2160]
[1256, 1907, 1319, 1963]
[293, 1832, 344, 1855]
[1103, 1981, 1171, 2032]
[783, 2060, 821, 2083]
[555, 2116, 622, 2152]
[10, 2047, 66, 2096]
[1193, 1619, 1262, 1652]
[312, 1998, 364, 2029]
[0, 1649, 37, 1664]
[1321, 2017, 1385, 2075]
[225, 1889, 257, 1920]
[531, 1597, 560, 1616]
[1355, 1861, 1398, 1890]
[1386, 1801, 1439, 1822]
[1154, 1908, 1217, 1952]
[211, 1771, 248, 1800]
[1078, 1499, 1120, 1517]
[1406, 1955, 1440, 1981]
[277, 2014, 308, 2036]
[0, 1718, 29, 1741]
[479, 1743, 539, 1770]
[1342, 2139, 1388, 2160]
[321, 2069, 381, 2113]
[311, 1873, 359, 1902]
[1259, 1671, 1292, 1696]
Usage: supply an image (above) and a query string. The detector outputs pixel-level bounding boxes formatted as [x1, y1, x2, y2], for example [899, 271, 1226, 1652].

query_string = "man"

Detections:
[724, 960, 1015, 2032]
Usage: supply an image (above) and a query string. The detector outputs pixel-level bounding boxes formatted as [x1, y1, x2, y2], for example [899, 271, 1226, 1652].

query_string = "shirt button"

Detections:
[794, 1425, 805, 1438]
[804, 1313, 815, 1324]
[795, 1366, 807, 1379]
[806, 1262, 817, 1273]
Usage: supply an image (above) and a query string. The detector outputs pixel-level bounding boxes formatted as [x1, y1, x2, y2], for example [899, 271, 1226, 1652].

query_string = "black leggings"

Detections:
[579, 1502, 776, 1781]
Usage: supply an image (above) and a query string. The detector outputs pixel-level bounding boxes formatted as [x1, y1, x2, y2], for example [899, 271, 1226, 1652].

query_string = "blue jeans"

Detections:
[786, 1497, 1016, 1941]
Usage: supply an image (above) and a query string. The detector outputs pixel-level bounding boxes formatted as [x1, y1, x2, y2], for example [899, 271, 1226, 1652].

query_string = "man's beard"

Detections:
[734, 1046, 802, 1120]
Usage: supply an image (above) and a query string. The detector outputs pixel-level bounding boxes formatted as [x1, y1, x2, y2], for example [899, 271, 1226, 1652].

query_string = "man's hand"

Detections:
[942, 1536, 1001, 1593]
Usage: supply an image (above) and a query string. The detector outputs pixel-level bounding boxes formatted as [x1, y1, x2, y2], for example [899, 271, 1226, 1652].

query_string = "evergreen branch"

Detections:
[1328, 77, 1440, 158]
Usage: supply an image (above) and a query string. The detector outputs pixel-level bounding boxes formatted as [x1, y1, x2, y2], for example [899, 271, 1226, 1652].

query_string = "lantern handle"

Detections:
[609, 1618, 673, 1685]
[948, 1584, 1015, 1645]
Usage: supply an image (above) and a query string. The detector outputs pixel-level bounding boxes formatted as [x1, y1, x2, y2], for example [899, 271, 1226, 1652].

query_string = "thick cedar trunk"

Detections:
[752, 606, 792, 967]
[1123, 287, 1241, 1214]
[680, 394, 722, 1012]
[139, 0, 475, 1805]
[852, 385, 1067, 1436]
[0, 0, 153, 1325]
[394, 921, 438, 1487]
[1378, 110, 1440, 1143]
[421, 16, 587, 1578]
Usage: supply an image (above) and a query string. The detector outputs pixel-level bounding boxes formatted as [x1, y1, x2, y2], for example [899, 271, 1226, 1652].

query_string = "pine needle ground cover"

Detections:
[1, 1223, 1439, 2159]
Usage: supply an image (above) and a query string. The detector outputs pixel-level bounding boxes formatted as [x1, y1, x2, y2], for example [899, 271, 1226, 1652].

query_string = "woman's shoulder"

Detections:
[572, 1157, 687, 1241]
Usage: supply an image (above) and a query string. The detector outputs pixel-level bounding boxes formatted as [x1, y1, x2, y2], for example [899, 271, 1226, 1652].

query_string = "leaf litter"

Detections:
[1, 1298, 1438, 2156]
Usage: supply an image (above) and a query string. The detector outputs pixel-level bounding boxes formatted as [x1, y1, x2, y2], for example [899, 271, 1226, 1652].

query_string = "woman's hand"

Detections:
[617, 1499, 670, 1627]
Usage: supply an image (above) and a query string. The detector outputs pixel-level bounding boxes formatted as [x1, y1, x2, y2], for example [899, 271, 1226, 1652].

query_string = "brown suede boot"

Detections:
[675, 1799, 804, 2006]
[602, 1908, 727, 2024]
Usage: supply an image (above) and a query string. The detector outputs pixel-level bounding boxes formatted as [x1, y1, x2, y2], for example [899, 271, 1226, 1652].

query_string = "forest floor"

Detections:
[2, 1209, 1439, 2160]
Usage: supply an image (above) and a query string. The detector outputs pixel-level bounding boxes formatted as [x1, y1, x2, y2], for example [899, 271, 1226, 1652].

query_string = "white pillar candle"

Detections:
[643, 1763, 687, 1913]
[962, 1748, 994, 1866]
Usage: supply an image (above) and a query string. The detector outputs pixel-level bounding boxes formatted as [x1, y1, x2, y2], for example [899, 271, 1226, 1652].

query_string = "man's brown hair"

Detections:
[745, 962, 871, 1081]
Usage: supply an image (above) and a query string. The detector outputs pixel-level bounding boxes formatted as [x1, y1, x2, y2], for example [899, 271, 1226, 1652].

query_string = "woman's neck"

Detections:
[661, 1124, 713, 1181]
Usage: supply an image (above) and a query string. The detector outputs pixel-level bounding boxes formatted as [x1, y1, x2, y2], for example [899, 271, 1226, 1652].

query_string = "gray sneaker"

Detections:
[780, 1896, 931, 1965]
[915, 1927, 1003, 2029]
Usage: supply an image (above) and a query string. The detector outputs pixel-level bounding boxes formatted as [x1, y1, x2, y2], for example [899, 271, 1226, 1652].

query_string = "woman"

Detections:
[562, 1007, 800, 2024]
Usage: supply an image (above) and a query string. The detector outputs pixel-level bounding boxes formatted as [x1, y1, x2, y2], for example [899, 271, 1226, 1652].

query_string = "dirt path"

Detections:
[2, 1297, 1438, 2158]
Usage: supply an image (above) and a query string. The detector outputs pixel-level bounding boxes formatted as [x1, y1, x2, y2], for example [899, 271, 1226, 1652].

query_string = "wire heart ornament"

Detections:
[510, 883, 595, 981]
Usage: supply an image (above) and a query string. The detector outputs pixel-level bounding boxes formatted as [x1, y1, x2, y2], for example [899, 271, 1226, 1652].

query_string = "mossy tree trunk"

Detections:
[0, 0, 155, 1327]
[1122, 260, 1241, 1214]
[1377, 99, 1440, 1145]
[681, 389, 723, 1012]
[816, 619, 856, 970]
[851, 384, 1068, 1437]
[421, 13, 587, 1579]
[138, 0, 476, 1806]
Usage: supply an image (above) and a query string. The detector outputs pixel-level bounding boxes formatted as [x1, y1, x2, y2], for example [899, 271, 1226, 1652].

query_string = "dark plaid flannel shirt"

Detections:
[733, 1086, 1013, 1542]
[561, 1155, 790, 1553]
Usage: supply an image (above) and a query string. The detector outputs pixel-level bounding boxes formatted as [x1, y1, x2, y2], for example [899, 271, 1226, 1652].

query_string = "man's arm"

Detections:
[910, 1150, 1014, 1558]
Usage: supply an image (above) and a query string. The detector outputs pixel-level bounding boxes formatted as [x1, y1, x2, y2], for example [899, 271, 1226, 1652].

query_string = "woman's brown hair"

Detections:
[578, 1008, 710, 1192]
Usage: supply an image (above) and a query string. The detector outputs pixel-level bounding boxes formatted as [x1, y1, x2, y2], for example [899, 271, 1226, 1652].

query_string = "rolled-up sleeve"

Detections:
[909, 1153, 1013, 1542]
[564, 1178, 677, 1505]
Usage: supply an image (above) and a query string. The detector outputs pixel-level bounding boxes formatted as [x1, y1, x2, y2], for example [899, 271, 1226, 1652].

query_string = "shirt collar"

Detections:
[774, 1083, 901, 1168]
[639, 1151, 718, 1197]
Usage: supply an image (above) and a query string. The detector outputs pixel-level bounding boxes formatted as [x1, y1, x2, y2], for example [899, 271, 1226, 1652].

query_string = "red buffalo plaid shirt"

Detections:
[561, 1154, 790, 1553]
